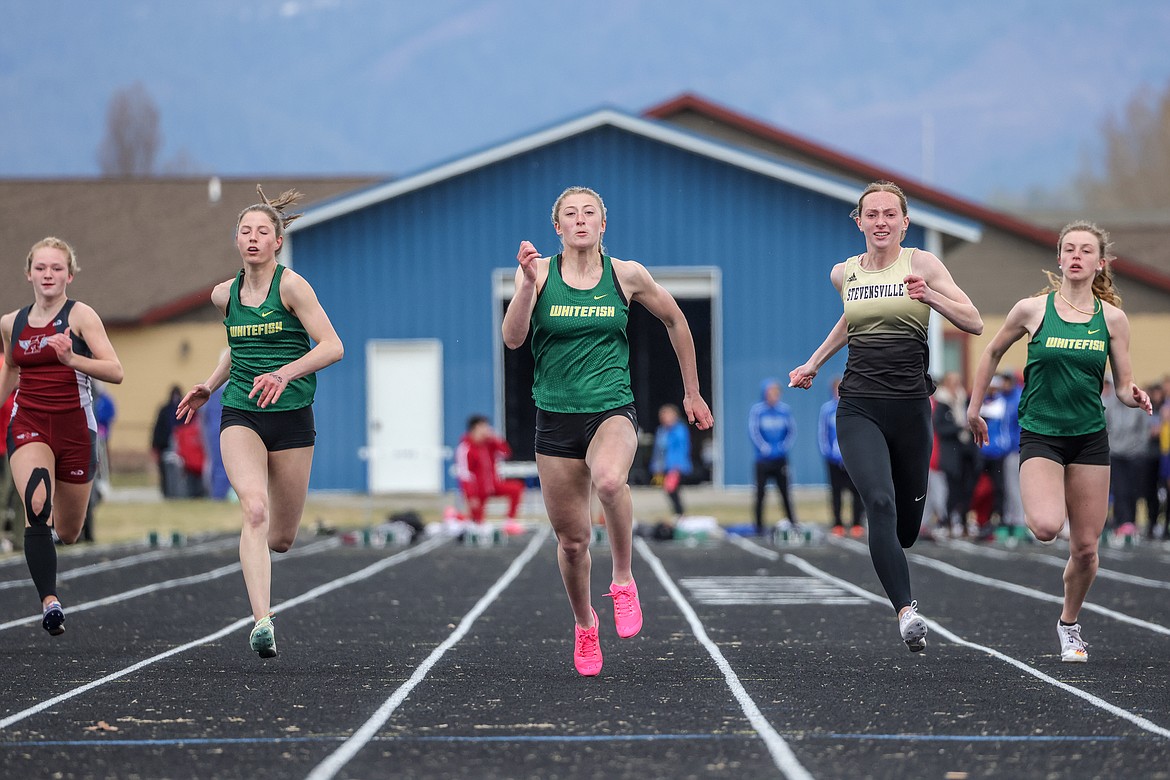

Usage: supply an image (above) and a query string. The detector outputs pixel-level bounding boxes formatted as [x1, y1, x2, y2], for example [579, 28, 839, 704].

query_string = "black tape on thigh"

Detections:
[24, 467, 52, 528]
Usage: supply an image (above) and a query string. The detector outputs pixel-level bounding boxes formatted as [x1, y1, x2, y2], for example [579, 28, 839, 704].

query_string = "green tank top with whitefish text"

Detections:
[222, 264, 316, 412]
[1018, 292, 1108, 436]
[529, 254, 634, 413]
[839, 247, 935, 398]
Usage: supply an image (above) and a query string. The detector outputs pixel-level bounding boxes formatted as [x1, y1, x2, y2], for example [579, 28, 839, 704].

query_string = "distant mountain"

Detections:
[3, 1, 1169, 204]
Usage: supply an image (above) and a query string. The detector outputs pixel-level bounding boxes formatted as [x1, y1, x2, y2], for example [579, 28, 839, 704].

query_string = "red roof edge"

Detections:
[644, 93, 1170, 294]
[130, 285, 217, 326]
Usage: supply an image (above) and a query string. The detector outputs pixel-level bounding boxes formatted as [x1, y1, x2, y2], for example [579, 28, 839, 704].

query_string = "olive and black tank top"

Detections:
[1017, 292, 1108, 436]
[222, 264, 316, 412]
[839, 247, 934, 398]
[529, 254, 634, 413]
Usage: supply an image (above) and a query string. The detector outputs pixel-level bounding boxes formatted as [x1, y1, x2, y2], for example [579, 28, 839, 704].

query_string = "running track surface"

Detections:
[2, 524, 1169, 780]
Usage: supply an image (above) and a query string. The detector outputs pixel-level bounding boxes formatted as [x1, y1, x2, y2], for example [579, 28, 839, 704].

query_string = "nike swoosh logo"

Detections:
[1087, 329, 1100, 334]
[915, 494, 926, 502]
[261, 310, 276, 318]
[593, 294, 607, 300]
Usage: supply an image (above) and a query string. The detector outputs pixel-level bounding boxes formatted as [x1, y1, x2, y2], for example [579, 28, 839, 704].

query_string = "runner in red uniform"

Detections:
[0, 237, 124, 636]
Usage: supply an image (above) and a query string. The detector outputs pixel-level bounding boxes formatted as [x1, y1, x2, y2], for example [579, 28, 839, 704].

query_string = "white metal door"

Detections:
[365, 339, 443, 493]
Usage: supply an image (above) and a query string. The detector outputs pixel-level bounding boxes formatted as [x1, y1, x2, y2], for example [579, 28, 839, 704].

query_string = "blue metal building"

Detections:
[286, 108, 980, 493]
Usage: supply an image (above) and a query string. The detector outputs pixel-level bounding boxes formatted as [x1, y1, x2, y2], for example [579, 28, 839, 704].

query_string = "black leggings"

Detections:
[836, 396, 931, 612]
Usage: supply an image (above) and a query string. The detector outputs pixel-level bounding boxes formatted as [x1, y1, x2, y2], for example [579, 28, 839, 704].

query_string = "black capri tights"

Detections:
[835, 396, 932, 612]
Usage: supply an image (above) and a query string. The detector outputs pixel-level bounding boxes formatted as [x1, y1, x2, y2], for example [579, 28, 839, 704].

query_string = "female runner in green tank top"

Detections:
[502, 186, 713, 677]
[967, 222, 1151, 663]
[177, 187, 344, 659]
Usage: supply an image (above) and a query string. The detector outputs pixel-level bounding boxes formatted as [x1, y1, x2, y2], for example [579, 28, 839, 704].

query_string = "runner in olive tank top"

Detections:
[968, 222, 1151, 663]
[502, 186, 713, 676]
[177, 187, 344, 660]
[790, 181, 984, 652]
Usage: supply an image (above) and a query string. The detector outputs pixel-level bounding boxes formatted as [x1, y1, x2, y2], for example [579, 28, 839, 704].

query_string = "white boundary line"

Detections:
[832, 536, 1170, 637]
[305, 526, 551, 780]
[0, 537, 242, 591]
[0, 538, 341, 633]
[1027, 552, 1170, 591]
[0, 535, 448, 730]
[727, 533, 780, 561]
[636, 537, 815, 780]
[784, 553, 1170, 740]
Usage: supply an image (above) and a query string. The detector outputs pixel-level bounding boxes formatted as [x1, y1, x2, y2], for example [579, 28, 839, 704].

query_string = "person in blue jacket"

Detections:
[650, 403, 692, 517]
[819, 378, 864, 536]
[749, 378, 798, 534]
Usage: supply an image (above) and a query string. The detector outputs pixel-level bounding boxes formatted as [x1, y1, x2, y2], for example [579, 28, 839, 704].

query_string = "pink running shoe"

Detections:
[605, 579, 643, 638]
[574, 608, 603, 676]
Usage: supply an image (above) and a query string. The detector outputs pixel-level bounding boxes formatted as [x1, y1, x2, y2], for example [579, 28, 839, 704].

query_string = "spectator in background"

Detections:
[749, 378, 798, 535]
[922, 395, 949, 540]
[172, 414, 207, 498]
[82, 381, 117, 541]
[1144, 383, 1167, 539]
[456, 414, 525, 523]
[151, 385, 182, 498]
[1159, 378, 1170, 538]
[650, 403, 692, 518]
[200, 382, 231, 500]
[972, 374, 1013, 538]
[934, 371, 980, 538]
[818, 378, 863, 537]
[1104, 375, 1152, 535]
[998, 370, 1025, 529]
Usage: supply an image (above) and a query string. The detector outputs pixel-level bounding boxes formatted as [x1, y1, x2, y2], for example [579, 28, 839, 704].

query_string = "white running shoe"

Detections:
[899, 601, 928, 652]
[1057, 622, 1088, 663]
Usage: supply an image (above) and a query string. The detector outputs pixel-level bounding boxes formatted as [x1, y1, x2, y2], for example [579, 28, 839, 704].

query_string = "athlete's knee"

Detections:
[591, 472, 627, 505]
[1026, 514, 1064, 542]
[23, 468, 52, 528]
[238, 495, 269, 531]
[268, 529, 297, 553]
[557, 529, 591, 562]
[1067, 541, 1098, 569]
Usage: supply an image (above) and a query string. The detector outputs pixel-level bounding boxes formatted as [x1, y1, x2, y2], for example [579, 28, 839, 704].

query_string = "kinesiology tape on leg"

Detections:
[24, 524, 58, 601]
[24, 467, 52, 528]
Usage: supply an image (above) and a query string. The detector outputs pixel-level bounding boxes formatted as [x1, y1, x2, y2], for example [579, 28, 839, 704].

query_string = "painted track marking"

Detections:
[833, 536, 1170, 637]
[0, 538, 340, 633]
[784, 552, 1170, 741]
[636, 537, 815, 780]
[0, 535, 448, 730]
[305, 526, 550, 780]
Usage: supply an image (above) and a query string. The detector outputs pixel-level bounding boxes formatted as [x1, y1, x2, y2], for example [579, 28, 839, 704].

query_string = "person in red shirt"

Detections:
[455, 415, 524, 522]
[0, 237, 124, 637]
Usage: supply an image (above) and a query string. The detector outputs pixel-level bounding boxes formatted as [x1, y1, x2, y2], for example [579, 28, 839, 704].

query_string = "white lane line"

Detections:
[942, 539, 1015, 560]
[785, 553, 1170, 741]
[305, 526, 551, 780]
[832, 536, 1170, 637]
[0, 537, 241, 591]
[727, 533, 780, 560]
[1027, 553, 1170, 591]
[636, 538, 815, 780]
[0, 538, 341, 633]
[0, 535, 448, 730]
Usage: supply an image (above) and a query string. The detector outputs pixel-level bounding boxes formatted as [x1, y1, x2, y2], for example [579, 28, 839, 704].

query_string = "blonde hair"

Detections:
[26, 236, 80, 274]
[550, 186, 607, 254]
[235, 185, 304, 255]
[851, 180, 909, 221]
[1037, 220, 1121, 307]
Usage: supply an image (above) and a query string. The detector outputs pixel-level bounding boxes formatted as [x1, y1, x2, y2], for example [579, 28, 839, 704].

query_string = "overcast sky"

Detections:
[3, 0, 1169, 205]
